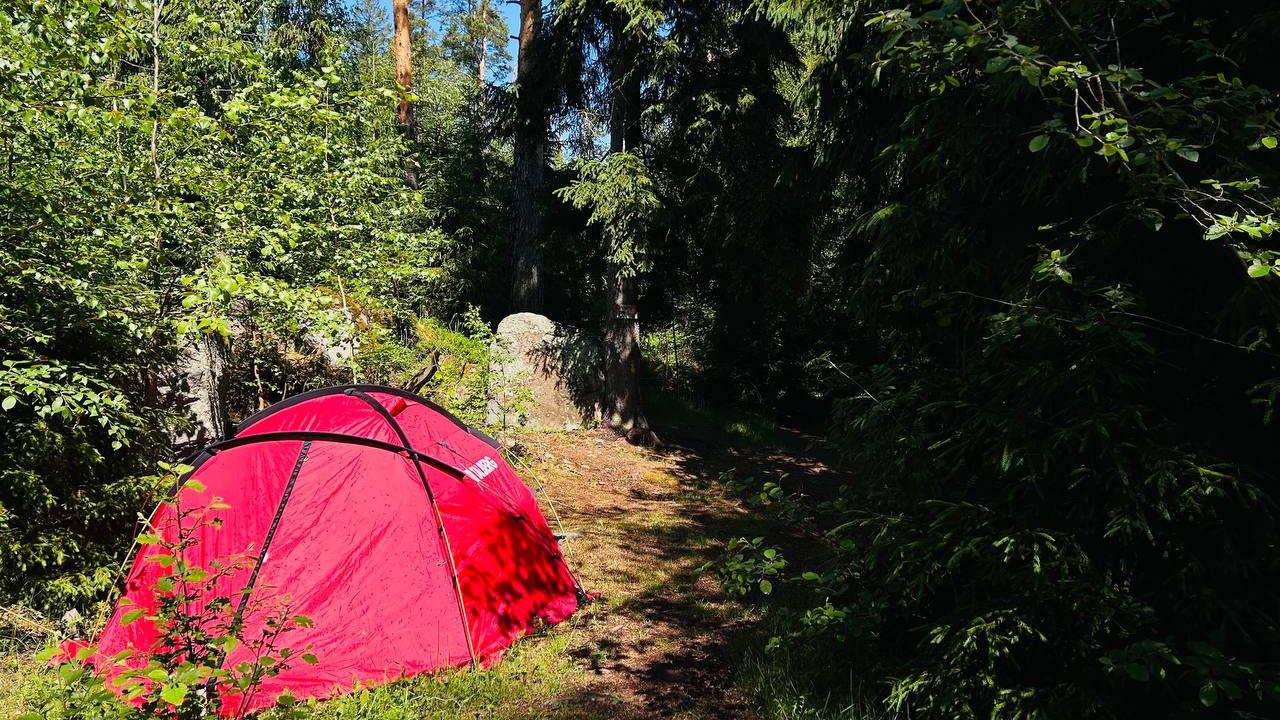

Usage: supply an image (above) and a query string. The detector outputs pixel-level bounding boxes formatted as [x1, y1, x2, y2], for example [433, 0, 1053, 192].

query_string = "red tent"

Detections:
[94, 385, 581, 712]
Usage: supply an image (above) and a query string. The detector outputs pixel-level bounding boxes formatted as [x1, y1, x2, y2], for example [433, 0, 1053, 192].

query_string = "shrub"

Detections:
[25, 468, 314, 719]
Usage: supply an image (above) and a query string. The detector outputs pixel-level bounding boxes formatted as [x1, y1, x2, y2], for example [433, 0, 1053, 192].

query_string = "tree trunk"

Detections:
[602, 11, 651, 441]
[393, 0, 417, 187]
[510, 0, 545, 312]
[603, 273, 646, 433]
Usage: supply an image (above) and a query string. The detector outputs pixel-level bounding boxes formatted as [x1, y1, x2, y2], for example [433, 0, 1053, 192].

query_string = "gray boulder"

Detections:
[487, 313, 602, 430]
[166, 333, 231, 450]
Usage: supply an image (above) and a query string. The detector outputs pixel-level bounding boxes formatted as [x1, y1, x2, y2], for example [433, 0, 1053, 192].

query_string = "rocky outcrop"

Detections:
[167, 333, 231, 450]
[487, 313, 602, 430]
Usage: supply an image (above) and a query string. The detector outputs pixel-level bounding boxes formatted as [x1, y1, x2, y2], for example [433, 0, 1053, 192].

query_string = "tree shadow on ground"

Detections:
[520, 427, 851, 720]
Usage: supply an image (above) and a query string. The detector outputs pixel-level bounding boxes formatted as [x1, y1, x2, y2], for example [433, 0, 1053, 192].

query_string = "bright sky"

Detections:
[374, 0, 522, 85]
[495, 2, 521, 69]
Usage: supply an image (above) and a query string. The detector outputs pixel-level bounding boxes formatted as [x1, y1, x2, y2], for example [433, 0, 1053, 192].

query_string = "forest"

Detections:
[3, 0, 1280, 718]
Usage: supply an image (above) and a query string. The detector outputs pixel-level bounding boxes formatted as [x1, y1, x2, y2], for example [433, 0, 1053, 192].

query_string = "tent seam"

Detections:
[233, 439, 311, 617]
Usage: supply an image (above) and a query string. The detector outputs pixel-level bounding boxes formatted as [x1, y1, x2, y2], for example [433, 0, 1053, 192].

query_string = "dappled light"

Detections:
[5, 1, 1280, 719]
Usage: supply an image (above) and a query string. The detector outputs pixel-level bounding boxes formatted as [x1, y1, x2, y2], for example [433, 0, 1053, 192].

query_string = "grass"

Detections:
[0, 627, 584, 720]
[1, 605, 60, 719]
[737, 647, 880, 720]
[260, 632, 581, 720]
[1, 644, 43, 719]
[644, 389, 798, 451]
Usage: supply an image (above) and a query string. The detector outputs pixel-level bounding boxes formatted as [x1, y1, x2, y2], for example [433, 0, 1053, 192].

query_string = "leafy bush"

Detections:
[747, 2, 1280, 718]
[0, 0, 490, 615]
[25, 468, 314, 720]
[811, 284, 1280, 718]
[707, 536, 788, 598]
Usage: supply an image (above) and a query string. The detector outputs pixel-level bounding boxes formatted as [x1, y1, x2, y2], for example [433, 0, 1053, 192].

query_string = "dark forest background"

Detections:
[4, 1, 1280, 717]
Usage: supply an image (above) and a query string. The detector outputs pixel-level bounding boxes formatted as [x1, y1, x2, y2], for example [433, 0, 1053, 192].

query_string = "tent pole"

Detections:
[426, 490, 481, 668]
[345, 389, 480, 668]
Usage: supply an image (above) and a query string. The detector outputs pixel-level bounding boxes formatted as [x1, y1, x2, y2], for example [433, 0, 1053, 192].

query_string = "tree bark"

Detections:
[510, 0, 545, 312]
[393, 0, 417, 187]
[602, 11, 651, 441]
[603, 273, 646, 434]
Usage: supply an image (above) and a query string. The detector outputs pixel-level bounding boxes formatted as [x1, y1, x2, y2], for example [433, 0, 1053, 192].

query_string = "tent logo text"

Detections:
[465, 456, 498, 482]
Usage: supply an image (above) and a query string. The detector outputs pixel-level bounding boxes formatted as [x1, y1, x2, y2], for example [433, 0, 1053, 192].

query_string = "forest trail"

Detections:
[505, 426, 846, 720]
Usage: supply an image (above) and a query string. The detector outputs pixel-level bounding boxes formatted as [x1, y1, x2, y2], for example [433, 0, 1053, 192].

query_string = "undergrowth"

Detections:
[645, 389, 793, 450]
[736, 643, 885, 720]
[257, 633, 577, 720]
[2, 631, 578, 720]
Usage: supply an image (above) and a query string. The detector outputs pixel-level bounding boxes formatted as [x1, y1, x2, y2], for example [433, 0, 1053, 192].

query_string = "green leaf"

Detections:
[1124, 663, 1150, 681]
[137, 533, 161, 545]
[1, 396, 16, 411]
[1248, 263, 1271, 278]
[1199, 682, 1218, 707]
[1176, 147, 1200, 162]
[121, 609, 146, 626]
[1262, 136, 1277, 149]
[1029, 134, 1051, 153]
[759, 579, 773, 595]
[160, 683, 188, 706]
[58, 664, 86, 684]
[1219, 678, 1243, 700]
[802, 571, 821, 581]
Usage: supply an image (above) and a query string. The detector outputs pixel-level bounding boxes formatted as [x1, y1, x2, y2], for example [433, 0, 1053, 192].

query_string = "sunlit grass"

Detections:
[261, 632, 579, 720]
[0, 626, 582, 720]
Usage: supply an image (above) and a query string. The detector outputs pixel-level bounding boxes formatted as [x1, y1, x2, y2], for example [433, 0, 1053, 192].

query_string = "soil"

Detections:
[504, 426, 848, 720]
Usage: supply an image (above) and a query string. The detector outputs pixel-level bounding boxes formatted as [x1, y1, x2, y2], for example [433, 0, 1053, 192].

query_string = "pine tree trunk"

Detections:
[510, 0, 545, 312]
[393, 0, 417, 187]
[602, 12, 651, 440]
[603, 273, 645, 432]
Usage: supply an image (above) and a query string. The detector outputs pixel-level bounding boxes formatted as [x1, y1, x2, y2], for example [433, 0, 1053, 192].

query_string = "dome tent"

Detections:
[94, 385, 582, 712]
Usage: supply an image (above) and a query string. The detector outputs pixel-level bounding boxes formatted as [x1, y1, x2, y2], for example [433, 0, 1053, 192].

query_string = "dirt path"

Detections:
[506, 427, 846, 720]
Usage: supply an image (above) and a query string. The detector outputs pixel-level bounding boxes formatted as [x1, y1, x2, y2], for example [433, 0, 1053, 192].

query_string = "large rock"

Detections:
[487, 313, 602, 430]
[165, 333, 231, 450]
